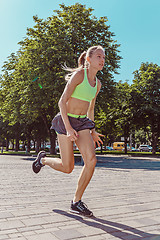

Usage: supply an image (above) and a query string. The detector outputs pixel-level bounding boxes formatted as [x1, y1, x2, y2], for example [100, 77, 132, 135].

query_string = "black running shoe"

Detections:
[70, 200, 93, 217]
[32, 151, 46, 174]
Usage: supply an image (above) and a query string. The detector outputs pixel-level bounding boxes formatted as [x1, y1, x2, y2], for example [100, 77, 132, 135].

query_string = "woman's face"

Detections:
[88, 49, 105, 71]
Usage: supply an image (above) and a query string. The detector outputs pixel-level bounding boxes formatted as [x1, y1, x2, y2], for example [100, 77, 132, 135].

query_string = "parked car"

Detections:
[45, 144, 59, 152]
[95, 146, 101, 151]
[105, 146, 114, 151]
[113, 142, 124, 151]
[156, 146, 160, 152]
[45, 144, 51, 150]
[131, 147, 139, 152]
[95, 146, 113, 151]
[55, 145, 59, 152]
[139, 145, 152, 152]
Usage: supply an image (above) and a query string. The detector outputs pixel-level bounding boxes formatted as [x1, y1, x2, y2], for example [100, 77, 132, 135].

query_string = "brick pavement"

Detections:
[0, 154, 160, 240]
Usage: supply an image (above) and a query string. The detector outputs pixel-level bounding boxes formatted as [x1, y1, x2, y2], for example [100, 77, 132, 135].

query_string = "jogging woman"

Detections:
[32, 45, 105, 217]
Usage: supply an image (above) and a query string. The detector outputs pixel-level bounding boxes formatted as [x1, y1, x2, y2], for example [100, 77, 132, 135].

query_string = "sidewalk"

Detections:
[0, 154, 160, 240]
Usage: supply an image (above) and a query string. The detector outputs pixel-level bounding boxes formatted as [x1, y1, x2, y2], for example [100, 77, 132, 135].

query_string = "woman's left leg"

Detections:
[74, 129, 97, 202]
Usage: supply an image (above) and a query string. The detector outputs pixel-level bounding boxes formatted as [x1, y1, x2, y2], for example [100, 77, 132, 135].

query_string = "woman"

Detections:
[32, 45, 105, 217]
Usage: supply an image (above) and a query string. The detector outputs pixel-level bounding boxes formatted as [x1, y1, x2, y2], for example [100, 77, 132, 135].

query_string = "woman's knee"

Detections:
[63, 164, 74, 174]
[85, 155, 97, 168]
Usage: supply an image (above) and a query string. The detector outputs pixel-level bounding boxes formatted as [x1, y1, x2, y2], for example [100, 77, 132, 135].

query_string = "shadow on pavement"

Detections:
[53, 209, 159, 239]
[96, 156, 160, 171]
[22, 155, 160, 171]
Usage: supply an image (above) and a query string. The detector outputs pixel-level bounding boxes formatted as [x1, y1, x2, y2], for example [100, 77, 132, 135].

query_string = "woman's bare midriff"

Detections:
[66, 97, 90, 115]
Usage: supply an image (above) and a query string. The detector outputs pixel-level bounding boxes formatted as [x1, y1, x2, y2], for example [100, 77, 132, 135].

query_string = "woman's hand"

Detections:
[91, 130, 104, 148]
[67, 128, 79, 142]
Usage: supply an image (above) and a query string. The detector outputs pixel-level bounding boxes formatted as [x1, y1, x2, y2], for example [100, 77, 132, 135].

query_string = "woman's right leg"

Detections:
[41, 134, 74, 174]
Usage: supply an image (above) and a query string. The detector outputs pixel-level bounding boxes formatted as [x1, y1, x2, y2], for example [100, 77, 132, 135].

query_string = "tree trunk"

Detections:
[22, 141, 26, 151]
[33, 140, 36, 150]
[151, 132, 158, 155]
[26, 127, 32, 153]
[36, 138, 41, 153]
[41, 114, 57, 154]
[26, 137, 31, 153]
[124, 125, 129, 154]
[14, 123, 20, 151]
[101, 145, 103, 154]
[6, 137, 9, 151]
[15, 138, 19, 152]
[151, 117, 160, 155]
[124, 136, 128, 154]
[49, 129, 56, 155]
[11, 140, 15, 150]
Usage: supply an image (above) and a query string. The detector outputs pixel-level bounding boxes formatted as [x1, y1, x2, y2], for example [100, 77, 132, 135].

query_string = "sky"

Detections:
[1, 0, 160, 83]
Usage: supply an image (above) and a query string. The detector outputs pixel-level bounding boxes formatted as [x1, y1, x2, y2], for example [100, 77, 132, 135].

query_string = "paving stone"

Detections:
[17, 225, 43, 233]
[21, 217, 48, 227]
[0, 212, 14, 219]
[9, 238, 26, 240]
[26, 232, 59, 240]
[8, 233, 23, 238]
[35, 227, 59, 234]
[74, 235, 106, 240]
[0, 220, 25, 230]
[53, 228, 85, 239]
[0, 154, 160, 239]
[0, 229, 18, 235]
[22, 232, 37, 237]
[0, 235, 9, 240]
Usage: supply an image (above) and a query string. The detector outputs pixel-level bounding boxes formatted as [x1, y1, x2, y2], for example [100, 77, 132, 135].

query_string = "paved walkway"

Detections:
[0, 154, 160, 240]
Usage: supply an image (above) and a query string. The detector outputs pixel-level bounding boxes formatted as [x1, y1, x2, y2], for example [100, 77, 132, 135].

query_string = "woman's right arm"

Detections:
[58, 70, 83, 141]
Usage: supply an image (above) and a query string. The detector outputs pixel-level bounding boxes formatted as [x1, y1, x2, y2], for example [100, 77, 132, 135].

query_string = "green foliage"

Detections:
[132, 62, 160, 115]
[131, 62, 160, 154]
[1, 4, 159, 156]
[134, 127, 152, 146]
[0, 3, 121, 152]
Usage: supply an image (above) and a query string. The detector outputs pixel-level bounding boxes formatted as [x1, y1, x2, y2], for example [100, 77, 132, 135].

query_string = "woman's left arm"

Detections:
[87, 80, 104, 147]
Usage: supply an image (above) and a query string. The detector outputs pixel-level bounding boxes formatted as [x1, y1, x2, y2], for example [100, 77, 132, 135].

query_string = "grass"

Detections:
[95, 150, 160, 156]
[72, 149, 160, 157]
[0, 150, 31, 155]
[0, 150, 58, 157]
[1, 150, 160, 158]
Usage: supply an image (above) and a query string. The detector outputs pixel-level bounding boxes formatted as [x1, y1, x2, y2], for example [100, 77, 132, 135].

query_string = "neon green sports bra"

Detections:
[71, 69, 98, 102]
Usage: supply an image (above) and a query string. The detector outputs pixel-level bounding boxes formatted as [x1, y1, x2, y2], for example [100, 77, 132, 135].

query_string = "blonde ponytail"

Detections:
[78, 51, 86, 67]
[63, 45, 104, 81]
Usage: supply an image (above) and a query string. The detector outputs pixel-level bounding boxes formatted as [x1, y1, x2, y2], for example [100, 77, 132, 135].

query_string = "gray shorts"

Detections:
[50, 112, 95, 135]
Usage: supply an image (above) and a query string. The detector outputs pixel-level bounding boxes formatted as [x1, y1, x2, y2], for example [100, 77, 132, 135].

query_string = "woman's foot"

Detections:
[32, 151, 46, 174]
[70, 200, 93, 217]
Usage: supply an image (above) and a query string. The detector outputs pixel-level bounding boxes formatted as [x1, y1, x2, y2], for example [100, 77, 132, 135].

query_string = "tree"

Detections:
[95, 105, 117, 148]
[111, 81, 135, 153]
[95, 81, 135, 154]
[131, 62, 160, 154]
[134, 127, 152, 147]
[0, 3, 121, 153]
